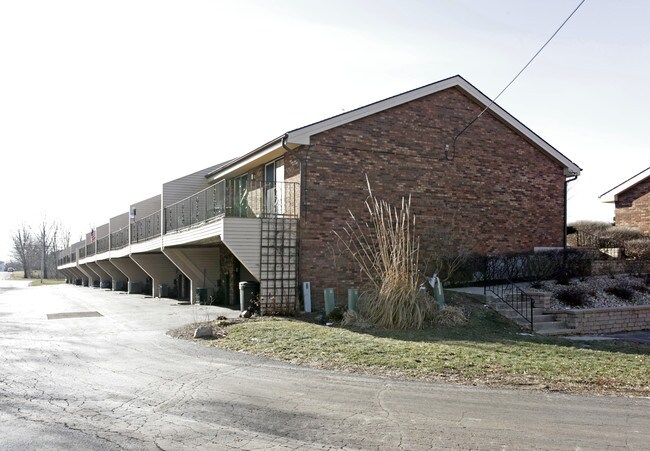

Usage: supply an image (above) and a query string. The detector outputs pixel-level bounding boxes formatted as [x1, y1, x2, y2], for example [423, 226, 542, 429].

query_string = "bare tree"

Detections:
[11, 225, 33, 279]
[35, 216, 61, 280]
[51, 223, 70, 279]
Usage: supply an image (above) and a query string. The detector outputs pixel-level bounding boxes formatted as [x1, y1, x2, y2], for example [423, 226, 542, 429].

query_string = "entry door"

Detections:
[265, 159, 284, 215]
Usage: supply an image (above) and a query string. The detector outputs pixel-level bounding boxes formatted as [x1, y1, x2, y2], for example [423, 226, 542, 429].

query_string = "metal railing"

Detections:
[131, 210, 162, 243]
[164, 180, 299, 234]
[484, 279, 534, 329]
[164, 180, 225, 232]
[58, 254, 74, 265]
[96, 235, 109, 254]
[111, 226, 129, 250]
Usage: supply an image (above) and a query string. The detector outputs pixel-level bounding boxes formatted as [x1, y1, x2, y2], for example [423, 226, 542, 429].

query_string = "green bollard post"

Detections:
[348, 288, 359, 312]
[324, 288, 335, 316]
[433, 276, 445, 308]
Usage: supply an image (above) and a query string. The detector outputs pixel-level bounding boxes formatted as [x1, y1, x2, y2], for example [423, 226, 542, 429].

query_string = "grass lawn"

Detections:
[7, 271, 65, 286]
[172, 292, 650, 397]
[29, 278, 66, 286]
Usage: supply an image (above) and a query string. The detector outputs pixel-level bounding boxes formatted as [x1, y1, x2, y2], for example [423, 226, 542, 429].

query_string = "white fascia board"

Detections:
[599, 166, 650, 203]
[207, 138, 284, 182]
[286, 75, 581, 176]
[286, 77, 460, 145]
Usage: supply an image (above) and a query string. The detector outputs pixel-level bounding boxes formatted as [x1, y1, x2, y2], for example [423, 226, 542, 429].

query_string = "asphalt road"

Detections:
[0, 280, 649, 450]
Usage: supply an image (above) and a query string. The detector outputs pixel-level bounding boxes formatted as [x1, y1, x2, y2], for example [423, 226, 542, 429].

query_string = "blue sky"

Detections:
[1, 0, 648, 261]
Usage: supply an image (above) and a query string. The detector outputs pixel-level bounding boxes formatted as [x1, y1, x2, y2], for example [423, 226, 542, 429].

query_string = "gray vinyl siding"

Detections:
[110, 213, 129, 232]
[223, 217, 261, 279]
[130, 237, 163, 254]
[163, 220, 223, 248]
[97, 223, 109, 239]
[163, 247, 220, 290]
[130, 194, 161, 220]
[162, 164, 224, 207]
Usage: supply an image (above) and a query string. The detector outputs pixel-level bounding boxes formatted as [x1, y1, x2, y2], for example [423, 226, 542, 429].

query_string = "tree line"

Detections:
[9, 218, 70, 279]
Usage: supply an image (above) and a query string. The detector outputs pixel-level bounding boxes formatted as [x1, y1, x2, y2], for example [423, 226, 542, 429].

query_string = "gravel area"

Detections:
[531, 274, 650, 310]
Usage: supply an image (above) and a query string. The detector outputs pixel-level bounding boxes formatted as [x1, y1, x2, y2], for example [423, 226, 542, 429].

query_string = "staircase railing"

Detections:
[484, 279, 534, 329]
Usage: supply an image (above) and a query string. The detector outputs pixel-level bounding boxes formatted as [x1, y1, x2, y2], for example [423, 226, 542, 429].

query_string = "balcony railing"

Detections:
[131, 210, 162, 244]
[96, 235, 109, 254]
[164, 180, 298, 234]
[111, 226, 129, 250]
[58, 254, 74, 265]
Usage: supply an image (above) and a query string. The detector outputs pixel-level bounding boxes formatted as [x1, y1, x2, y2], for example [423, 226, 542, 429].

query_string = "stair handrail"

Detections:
[484, 279, 534, 329]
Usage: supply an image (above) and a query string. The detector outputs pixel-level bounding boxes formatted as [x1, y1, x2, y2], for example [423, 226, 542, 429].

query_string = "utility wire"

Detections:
[445, 0, 587, 160]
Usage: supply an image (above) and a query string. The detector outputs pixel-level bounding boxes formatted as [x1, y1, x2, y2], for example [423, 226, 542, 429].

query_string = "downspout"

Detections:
[563, 173, 578, 250]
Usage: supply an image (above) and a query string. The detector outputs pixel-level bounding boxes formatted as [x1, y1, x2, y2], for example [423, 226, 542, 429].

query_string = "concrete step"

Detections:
[486, 297, 576, 336]
[533, 314, 557, 323]
[534, 327, 577, 336]
[534, 321, 569, 333]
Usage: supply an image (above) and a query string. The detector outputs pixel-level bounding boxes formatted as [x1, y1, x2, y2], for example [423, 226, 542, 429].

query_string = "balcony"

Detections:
[164, 180, 298, 234]
[110, 226, 129, 250]
[96, 235, 109, 254]
[86, 243, 96, 257]
[131, 211, 162, 244]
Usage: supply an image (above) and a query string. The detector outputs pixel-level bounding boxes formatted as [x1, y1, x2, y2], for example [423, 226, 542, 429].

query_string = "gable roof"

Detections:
[599, 166, 650, 203]
[208, 75, 581, 179]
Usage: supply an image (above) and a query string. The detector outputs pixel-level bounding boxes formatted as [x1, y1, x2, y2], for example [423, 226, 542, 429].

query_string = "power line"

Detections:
[445, 0, 587, 160]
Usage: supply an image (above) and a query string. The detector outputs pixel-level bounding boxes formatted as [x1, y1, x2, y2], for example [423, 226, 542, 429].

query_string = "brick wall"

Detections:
[615, 176, 650, 235]
[292, 87, 568, 309]
[553, 305, 650, 334]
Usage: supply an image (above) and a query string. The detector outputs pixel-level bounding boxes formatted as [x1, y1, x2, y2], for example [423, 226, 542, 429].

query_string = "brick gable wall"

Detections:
[287, 87, 567, 309]
[615, 176, 650, 235]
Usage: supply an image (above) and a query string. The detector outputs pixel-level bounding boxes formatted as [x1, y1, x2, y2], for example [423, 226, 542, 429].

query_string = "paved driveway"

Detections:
[1, 282, 649, 450]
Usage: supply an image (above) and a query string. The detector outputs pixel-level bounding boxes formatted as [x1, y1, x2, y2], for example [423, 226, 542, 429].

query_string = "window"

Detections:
[265, 158, 284, 215]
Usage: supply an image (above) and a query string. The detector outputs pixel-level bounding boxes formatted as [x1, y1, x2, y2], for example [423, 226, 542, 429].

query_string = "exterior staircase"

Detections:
[483, 287, 575, 336]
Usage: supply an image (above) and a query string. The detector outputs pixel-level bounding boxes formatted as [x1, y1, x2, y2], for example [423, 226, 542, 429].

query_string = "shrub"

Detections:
[341, 310, 372, 329]
[624, 238, 650, 260]
[601, 226, 644, 243]
[569, 220, 612, 235]
[554, 286, 592, 307]
[483, 249, 594, 284]
[327, 306, 345, 323]
[604, 284, 635, 301]
[432, 305, 467, 326]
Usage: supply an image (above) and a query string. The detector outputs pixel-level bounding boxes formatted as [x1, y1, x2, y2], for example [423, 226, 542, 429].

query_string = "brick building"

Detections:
[58, 75, 581, 312]
[600, 166, 650, 235]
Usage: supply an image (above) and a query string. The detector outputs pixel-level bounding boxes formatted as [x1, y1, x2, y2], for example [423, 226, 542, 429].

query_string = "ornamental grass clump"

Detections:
[334, 177, 434, 329]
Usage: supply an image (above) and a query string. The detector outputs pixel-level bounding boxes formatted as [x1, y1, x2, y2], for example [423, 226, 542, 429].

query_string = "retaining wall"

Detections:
[551, 305, 650, 334]
[590, 260, 650, 275]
